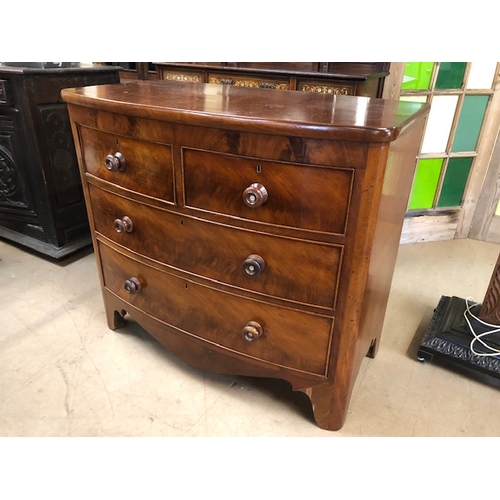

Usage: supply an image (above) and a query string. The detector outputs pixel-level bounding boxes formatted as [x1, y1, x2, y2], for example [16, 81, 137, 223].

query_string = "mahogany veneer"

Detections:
[62, 80, 429, 430]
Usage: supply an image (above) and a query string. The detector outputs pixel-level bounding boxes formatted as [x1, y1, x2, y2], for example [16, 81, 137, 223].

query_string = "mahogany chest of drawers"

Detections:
[62, 80, 429, 430]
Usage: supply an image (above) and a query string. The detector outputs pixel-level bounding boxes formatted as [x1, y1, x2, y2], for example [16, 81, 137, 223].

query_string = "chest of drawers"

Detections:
[62, 81, 429, 430]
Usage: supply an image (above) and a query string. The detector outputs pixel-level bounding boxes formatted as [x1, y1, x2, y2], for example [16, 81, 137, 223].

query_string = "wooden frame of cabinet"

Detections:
[155, 62, 389, 98]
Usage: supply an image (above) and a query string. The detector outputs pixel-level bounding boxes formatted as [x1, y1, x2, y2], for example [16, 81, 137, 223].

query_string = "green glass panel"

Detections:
[452, 95, 489, 152]
[437, 157, 473, 207]
[435, 62, 466, 89]
[408, 158, 443, 210]
[402, 62, 434, 90]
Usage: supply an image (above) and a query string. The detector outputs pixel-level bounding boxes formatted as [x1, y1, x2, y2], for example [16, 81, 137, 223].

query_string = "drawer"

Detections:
[297, 79, 355, 95]
[159, 68, 204, 83]
[207, 72, 290, 90]
[89, 185, 343, 309]
[79, 126, 175, 202]
[182, 148, 353, 235]
[99, 241, 333, 375]
[0, 80, 13, 105]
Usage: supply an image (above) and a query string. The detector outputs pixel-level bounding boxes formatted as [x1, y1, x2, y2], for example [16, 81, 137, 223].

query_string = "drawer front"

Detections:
[0, 80, 13, 105]
[159, 68, 204, 83]
[183, 148, 353, 235]
[99, 242, 333, 375]
[89, 185, 343, 308]
[79, 126, 175, 202]
[297, 79, 355, 95]
[208, 72, 290, 90]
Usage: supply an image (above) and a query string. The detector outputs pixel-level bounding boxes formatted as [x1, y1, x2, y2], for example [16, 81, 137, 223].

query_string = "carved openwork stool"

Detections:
[418, 252, 500, 382]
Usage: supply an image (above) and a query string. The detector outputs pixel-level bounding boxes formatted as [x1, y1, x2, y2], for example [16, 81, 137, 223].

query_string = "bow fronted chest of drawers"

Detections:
[62, 81, 429, 430]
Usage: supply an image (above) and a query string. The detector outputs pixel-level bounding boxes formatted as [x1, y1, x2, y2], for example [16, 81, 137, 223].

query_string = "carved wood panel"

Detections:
[479, 251, 500, 324]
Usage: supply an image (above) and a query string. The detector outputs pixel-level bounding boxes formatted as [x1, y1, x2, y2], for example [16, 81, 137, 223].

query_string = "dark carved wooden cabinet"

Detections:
[63, 80, 428, 430]
[155, 62, 389, 97]
[0, 63, 119, 258]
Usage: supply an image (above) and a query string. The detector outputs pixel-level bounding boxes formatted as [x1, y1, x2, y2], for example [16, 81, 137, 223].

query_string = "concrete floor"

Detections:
[2, 236, 500, 437]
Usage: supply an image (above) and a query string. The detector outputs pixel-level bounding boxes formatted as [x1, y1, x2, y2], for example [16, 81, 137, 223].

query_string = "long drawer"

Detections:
[182, 148, 354, 235]
[89, 184, 343, 309]
[297, 79, 356, 95]
[207, 72, 290, 90]
[99, 241, 333, 375]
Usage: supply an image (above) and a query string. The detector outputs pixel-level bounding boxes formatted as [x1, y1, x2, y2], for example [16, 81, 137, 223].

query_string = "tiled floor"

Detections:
[2, 236, 500, 437]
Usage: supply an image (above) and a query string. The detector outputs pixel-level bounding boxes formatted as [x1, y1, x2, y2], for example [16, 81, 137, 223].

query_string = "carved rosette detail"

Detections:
[300, 85, 353, 95]
[163, 73, 202, 83]
[208, 77, 289, 90]
[0, 144, 19, 198]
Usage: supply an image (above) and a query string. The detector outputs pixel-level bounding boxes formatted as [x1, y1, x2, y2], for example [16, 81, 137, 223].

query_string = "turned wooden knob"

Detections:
[105, 152, 126, 172]
[113, 216, 134, 234]
[243, 254, 265, 277]
[242, 321, 263, 342]
[124, 277, 142, 294]
[243, 183, 268, 207]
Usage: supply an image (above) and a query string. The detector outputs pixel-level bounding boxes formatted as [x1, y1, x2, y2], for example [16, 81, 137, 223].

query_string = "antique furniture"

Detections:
[102, 63, 158, 80]
[0, 62, 120, 258]
[62, 80, 428, 430]
[418, 252, 500, 383]
[155, 62, 389, 97]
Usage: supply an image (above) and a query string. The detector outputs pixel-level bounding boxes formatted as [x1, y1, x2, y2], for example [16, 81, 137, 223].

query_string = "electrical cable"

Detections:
[464, 296, 500, 357]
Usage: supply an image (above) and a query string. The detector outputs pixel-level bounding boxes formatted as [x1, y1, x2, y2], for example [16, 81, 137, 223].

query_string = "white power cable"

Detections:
[464, 296, 500, 357]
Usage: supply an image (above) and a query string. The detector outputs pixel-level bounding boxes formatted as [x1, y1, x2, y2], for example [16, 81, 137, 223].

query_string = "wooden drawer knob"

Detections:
[243, 183, 268, 207]
[105, 152, 126, 172]
[113, 216, 134, 234]
[242, 321, 263, 342]
[243, 254, 265, 277]
[124, 277, 142, 294]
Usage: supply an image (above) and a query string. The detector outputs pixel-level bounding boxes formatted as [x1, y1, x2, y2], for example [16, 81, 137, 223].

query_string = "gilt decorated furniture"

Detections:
[155, 62, 389, 97]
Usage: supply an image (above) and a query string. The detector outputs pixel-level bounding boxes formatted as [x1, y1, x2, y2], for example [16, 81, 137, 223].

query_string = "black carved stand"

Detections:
[417, 253, 500, 384]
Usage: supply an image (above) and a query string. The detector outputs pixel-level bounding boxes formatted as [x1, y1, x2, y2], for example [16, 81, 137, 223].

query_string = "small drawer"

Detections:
[89, 185, 343, 309]
[0, 80, 13, 105]
[99, 241, 333, 375]
[208, 72, 290, 90]
[79, 126, 174, 202]
[297, 79, 355, 95]
[182, 148, 353, 235]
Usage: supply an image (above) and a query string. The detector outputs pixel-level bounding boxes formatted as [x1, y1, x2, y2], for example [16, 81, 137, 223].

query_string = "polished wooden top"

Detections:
[62, 80, 429, 143]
